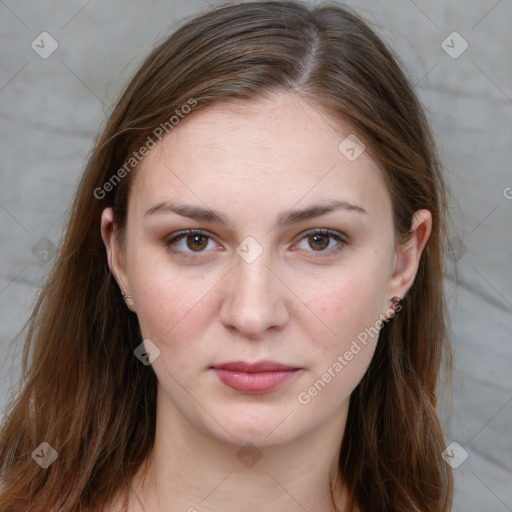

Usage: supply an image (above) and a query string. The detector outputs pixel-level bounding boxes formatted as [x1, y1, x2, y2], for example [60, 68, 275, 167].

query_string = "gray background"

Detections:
[1, 1, 511, 510]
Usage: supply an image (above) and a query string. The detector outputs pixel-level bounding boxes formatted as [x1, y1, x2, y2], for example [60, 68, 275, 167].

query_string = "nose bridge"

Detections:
[220, 239, 289, 336]
[234, 249, 273, 298]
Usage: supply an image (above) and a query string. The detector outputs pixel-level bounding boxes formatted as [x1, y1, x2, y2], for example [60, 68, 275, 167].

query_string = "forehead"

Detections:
[129, 92, 391, 222]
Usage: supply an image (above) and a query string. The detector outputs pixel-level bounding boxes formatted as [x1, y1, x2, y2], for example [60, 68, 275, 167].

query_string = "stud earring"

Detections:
[389, 296, 402, 310]
[122, 291, 134, 308]
[383, 296, 402, 321]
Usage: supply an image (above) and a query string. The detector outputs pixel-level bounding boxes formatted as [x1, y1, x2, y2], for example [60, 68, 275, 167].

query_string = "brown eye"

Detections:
[308, 233, 330, 251]
[295, 229, 347, 256]
[166, 230, 215, 255]
[186, 234, 209, 251]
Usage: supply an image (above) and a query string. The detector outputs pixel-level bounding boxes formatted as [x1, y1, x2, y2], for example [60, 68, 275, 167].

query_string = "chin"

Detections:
[202, 405, 304, 449]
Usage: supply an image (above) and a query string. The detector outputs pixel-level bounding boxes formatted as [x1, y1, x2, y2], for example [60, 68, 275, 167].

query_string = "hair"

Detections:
[0, 2, 453, 511]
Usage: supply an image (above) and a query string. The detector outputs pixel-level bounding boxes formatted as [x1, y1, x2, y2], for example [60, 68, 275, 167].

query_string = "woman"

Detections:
[0, 1, 453, 511]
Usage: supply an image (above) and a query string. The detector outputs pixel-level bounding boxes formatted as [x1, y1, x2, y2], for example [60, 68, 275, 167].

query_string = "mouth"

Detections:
[210, 360, 302, 393]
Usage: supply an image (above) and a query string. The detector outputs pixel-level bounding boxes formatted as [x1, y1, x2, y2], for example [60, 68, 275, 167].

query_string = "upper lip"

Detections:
[212, 360, 300, 372]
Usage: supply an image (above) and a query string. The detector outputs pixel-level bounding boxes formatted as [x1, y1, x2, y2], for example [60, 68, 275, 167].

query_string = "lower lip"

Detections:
[212, 368, 300, 393]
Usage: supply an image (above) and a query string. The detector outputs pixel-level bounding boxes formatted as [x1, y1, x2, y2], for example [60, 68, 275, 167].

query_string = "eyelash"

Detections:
[165, 228, 347, 258]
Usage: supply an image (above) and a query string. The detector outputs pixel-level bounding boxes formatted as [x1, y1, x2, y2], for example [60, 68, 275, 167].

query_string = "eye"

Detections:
[294, 229, 347, 255]
[165, 229, 218, 254]
[165, 228, 347, 258]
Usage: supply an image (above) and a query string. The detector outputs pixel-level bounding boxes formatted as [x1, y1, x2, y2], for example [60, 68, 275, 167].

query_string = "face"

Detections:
[102, 92, 429, 448]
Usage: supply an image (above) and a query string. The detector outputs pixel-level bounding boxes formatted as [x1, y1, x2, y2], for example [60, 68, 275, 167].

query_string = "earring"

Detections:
[122, 291, 134, 308]
[389, 296, 402, 310]
[384, 296, 402, 321]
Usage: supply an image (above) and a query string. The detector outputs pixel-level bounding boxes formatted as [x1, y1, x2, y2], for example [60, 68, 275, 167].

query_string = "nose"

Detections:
[219, 248, 290, 339]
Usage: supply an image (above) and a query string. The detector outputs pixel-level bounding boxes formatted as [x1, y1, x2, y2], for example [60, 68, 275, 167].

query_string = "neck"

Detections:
[126, 386, 352, 512]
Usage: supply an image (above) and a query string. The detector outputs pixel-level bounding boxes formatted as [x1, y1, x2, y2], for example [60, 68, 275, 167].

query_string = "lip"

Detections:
[211, 360, 302, 393]
[213, 360, 299, 372]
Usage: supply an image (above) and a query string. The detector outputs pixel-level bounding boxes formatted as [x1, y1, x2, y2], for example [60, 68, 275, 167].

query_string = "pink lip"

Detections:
[211, 360, 302, 393]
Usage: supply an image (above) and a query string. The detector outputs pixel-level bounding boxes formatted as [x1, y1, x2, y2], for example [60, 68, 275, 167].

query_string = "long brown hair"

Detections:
[0, 2, 453, 510]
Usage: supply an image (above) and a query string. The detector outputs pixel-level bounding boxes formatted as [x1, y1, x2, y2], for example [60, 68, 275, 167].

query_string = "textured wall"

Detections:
[0, 1, 511, 510]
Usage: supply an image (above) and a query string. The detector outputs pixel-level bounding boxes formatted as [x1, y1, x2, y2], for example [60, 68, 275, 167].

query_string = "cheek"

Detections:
[126, 245, 224, 367]
[303, 264, 388, 342]
[297, 287, 383, 410]
[296, 259, 389, 393]
[311, 289, 382, 372]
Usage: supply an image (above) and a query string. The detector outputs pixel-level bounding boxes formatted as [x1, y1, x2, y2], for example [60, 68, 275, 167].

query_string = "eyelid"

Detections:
[296, 228, 347, 243]
[292, 228, 348, 255]
[165, 228, 210, 243]
[165, 228, 348, 256]
[165, 229, 217, 251]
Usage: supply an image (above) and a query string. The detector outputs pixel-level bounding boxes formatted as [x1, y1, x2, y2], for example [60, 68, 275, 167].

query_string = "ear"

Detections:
[100, 207, 134, 310]
[387, 209, 432, 299]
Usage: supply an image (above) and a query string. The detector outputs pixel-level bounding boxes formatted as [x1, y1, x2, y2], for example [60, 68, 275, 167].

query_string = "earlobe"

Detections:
[389, 209, 432, 298]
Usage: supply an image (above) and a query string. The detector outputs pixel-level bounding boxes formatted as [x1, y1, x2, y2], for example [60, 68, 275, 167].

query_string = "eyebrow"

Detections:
[144, 199, 367, 228]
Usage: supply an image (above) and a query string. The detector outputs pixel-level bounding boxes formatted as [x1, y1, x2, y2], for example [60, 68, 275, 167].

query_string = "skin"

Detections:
[101, 91, 432, 512]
